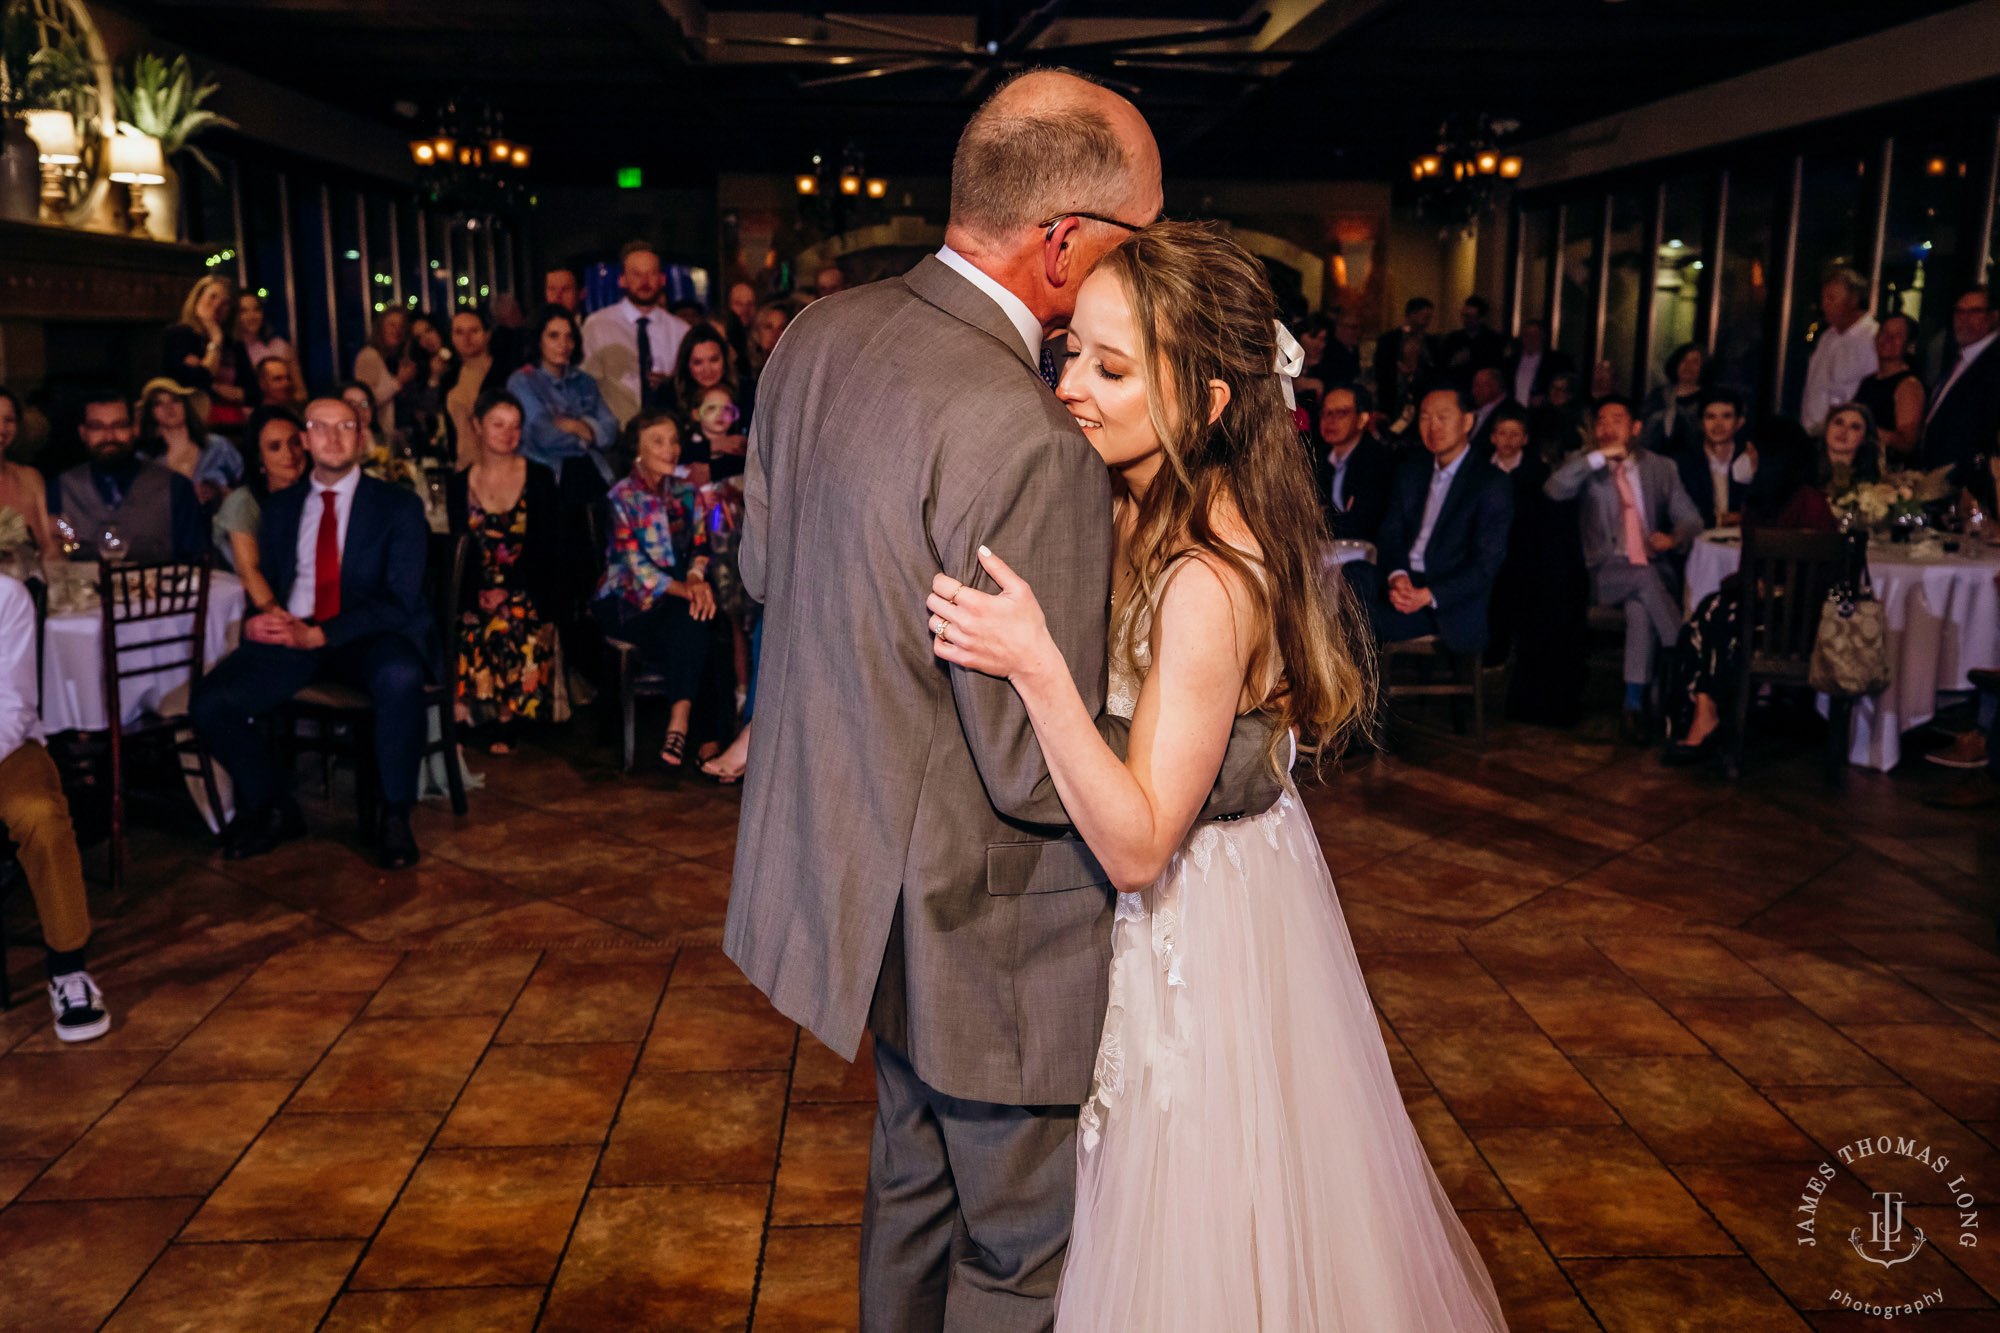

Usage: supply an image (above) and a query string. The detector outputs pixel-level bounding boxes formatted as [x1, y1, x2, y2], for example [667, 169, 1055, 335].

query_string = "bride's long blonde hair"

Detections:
[1097, 221, 1374, 764]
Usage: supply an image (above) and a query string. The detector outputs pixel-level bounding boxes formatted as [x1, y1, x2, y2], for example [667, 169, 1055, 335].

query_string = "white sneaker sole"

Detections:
[1925, 753, 1990, 770]
[54, 1013, 111, 1042]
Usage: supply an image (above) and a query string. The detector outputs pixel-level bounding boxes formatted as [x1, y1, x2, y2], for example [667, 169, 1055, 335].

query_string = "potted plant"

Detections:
[114, 50, 233, 241]
[0, 0, 44, 221]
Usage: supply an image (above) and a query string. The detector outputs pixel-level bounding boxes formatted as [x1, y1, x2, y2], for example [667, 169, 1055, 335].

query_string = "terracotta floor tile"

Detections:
[1565, 1256, 1811, 1331]
[1742, 947, 1962, 1024]
[1762, 1085, 1997, 1191]
[0, 1049, 162, 1156]
[772, 1103, 874, 1225]
[237, 944, 402, 994]
[0, 1197, 197, 1333]
[26, 1080, 292, 1200]
[1664, 997, 1899, 1087]
[670, 945, 754, 987]
[1568, 842, 1797, 926]
[1404, 1090, 1511, 1208]
[1414, 814, 1618, 885]
[146, 990, 366, 1084]
[363, 951, 541, 1018]
[1837, 1023, 2000, 1121]
[1401, 1028, 1619, 1127]
[427, 809, 652, 885]
[1573, 1056, 1819, 1164]
[640, 984, 798, 1072]
[793, 1033, 876, 1104]
[1590, 933, 1784, 999]
[540, 1184, 764, 1332]
[599, 1070, 786, 1187]
[184, 1112, 437, 1240]
[1501, 974, 1708, 1057]
[436, 1042, 638, 1147]
[1378, 1016, 1430, 1092]
[414, 900, 644, 948]
[1464, 933, 1626, 982]
[0, 1159, 41, 1207]
[754, 1225, 861, 1332]
[1842, 931, 2000, 973]
[350, 1145, 596, 1289]
[9, 968, 248, 1055]
[1907, 1204, 2000, 1303]
[256, 858, 539, 944]
[1357, 951, 1536, 1029]
[102, 1239, 360, 1332]
[1480, 887, 1706, 937]
[495, 957, 669, 1044]
[1335, 856, 1550, 929]
[1475, 1126, 1734, 1257]
[288, 1015, 499, 1112]
[319, 1286, 546, 1332]
[1900, 969, 2000, 1042]
[1676, 1161, 1993, 1311]
[1806, 1312, 2000, 1331]
[559, 863, 735, 939]
[1457, 1209, 1599, 1333]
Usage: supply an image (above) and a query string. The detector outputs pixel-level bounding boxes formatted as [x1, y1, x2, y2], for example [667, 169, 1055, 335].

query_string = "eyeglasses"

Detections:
[1040, 211, 1153, 242]
[304, 420, 360, 437]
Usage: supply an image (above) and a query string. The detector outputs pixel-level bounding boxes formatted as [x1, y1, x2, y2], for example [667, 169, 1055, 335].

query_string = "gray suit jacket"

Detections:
[726, 257, 1280, 1106]
[1544, 447, 1703, 573]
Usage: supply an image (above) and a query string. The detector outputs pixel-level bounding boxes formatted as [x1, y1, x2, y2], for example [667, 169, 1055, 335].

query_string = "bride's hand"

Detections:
[928, 547, 1059, 681]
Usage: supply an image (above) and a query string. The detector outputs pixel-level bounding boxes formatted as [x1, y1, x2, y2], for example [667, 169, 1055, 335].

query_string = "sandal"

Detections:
[660, 730, 688, 768]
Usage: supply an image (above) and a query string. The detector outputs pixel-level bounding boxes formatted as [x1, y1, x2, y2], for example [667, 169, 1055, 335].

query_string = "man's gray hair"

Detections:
[1825, 264, 1870, 309]
[949, 72, 1131, 240]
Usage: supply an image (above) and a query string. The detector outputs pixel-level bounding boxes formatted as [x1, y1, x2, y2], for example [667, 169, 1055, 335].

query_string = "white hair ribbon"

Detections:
[1273, 320, 1306, 410]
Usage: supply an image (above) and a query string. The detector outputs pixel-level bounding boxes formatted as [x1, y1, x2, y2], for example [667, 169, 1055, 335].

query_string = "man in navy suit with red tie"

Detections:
[191, 396, 438, 868]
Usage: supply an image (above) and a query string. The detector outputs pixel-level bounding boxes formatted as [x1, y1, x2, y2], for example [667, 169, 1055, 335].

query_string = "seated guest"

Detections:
[447, 391, 561, 754]
[1922, 285, 2000, 484]
[1676, 387, 1754, 528]
[509, 304, 619, 498]
[1315, 382, 1393, 542]
[1467, 366, 1510, 453]
[544, 267, 583, 316]
[0, 387, 58, 554]
[675, 326, 743, 457]
[1819, 402, 1883, 496]
[1374, 297, 1436, 410]
[693, 386, 748, 481]
[395, 315, 451, 457]
[236, 291, 305, 406]
[189, 396, 436, 870]
[593, 408, 715, 767]
[0, 575, 108, 1041]
[50, 386, 205, 563]
[441, 309, 507, 468]
[213, 406, 307, 609]
[354, 309, 416, 445]
[1640, 343, 1709, 458]
[163, 274, 252, 433]
[1532, 371, 1590, 462]
[1489, 405, 1592, 723]
[745, 303, 791, 382]
[1858, 313, 1925, 462]
[255, 356, 303, 412]
[1355, 386, 1513, 656]
[1664, 418, 1838, 764]
[1484, 405, 1544, 664]
[1439, 296, 1506, 386]
[814, 264, 847, 299]
[1545, 393, 1702, 744]
[136, 377, 243, 505]
[1378, 330, 1433, 437]
[337, 380, 424, 495]
[1506, 318, 1572, 408]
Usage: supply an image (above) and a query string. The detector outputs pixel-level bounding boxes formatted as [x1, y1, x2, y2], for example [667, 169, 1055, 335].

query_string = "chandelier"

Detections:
[793, 144, 890, 238]
[1410, 113, 1522, 237]
[408, 98, 531, 211]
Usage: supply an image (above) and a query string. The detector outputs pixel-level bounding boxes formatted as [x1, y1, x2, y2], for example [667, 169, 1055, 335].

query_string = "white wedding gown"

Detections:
[1054, 634, 1510, 1332]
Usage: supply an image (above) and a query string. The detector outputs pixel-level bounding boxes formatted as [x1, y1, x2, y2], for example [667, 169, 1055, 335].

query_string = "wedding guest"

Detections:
[1664, 417, 1838, 765]
[726, 281, 757, 330]
[235, 291, 305, 405]
[489, 292, 530, 372]
[693, 385, 747, 482]
[136, 377, 243, 505]
[509, 304, 619, 494]
[1315, 382, 1393, 543]
[213, 406, 306, 613]
[395, 314, 450, 457]
[1532, 371, 1590, 462]
[1323, 309, 1365, 387]
[189, 395, 436, 870]
[674, 325, 743, 444]
[0, 574, 108, 1041]
[254, 356, 303, 411]
[1857, 313, 1926, 461]
[1920, 285, 2000, 483]
[1373, 296, 1435, 411]
[1379, 330, 1432, 434]
[1640, 342, 1708, 458]
[1484, 405, 1547, 665]
[1506, 318, 1571, 408]
[1588, 358, 1618, 401]
[1491, 403, 1592, 724]
[1819, 402, 1883, 495]
[581, 242, 691, 426]
[447, 390, 561, 753]
[49, 387, 205, 563]
[1545, 393, 1702, 744]
[1439, 295, 1506, 385]
[593, 408, 714, 766]
[163, 275, 254, 433]
[544, 267, 582, 315]
[746, 303, 791, 378]
[0, 387, 58, 554]
[353, 309, 417, 444]
[815, 264, 847, 299]
[441, 308, 508, 467]
[1676, 388, 1753, 528]
[1467, 366, 1509, 453]
[1800, 266, 1878, 433]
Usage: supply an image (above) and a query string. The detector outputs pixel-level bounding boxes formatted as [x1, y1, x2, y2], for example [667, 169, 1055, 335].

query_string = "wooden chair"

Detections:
[98, 560, 222, 895]
[1722, 526, 1851, 782]
[1380, 635, 1488, 745]
[280, 533, 470, 839]
[582, 503, 677, 772]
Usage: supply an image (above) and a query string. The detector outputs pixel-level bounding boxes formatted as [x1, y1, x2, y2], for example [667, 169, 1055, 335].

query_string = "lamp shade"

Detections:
[108, 134, 166, 185]
[26, 110, 81, 164]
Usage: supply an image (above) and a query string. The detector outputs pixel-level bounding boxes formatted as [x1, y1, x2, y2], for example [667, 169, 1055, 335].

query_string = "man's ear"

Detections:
[1042, 217, 1081, 289]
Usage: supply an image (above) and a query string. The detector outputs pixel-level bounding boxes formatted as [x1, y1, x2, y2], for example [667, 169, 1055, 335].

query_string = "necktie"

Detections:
[313, 490, 341, 623]
[1612, 460, 1649, 567]
[1039, 346, 1059, 390]
[636, 316, 653, 404]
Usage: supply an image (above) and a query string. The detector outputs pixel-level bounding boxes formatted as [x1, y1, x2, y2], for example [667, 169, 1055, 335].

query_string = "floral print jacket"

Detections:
[596, 470, 706, 611]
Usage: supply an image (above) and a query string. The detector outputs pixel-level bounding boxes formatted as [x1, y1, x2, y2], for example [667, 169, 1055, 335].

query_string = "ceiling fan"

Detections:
[706, 6, 1298, 99]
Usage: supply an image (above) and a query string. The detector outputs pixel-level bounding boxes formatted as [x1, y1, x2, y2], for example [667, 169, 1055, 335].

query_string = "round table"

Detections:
[1682, 531, 2000, 770]
[39, 568, 246, 733]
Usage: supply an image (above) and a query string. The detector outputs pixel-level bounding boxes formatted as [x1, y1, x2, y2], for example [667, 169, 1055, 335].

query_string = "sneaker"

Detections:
[1925, 730, 1989, 770]
[48, 971, 111, 1043]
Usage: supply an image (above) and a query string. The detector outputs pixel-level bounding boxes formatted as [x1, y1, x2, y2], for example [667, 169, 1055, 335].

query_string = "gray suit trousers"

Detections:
[1594, 559, 1684, 684]
[862, 1036, 1077, 1333]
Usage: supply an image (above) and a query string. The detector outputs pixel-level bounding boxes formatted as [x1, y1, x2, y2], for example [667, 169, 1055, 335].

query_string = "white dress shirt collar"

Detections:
[935, 245, 1044, 363]
[311, 465, 363, 507]
[616, 297, 668, 326]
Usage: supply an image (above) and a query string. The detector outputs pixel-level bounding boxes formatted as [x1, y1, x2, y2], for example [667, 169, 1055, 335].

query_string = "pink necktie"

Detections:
[1612, 460, 1648, 566]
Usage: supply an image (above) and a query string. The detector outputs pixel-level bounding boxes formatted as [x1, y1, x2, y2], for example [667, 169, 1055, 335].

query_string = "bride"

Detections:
[924, 222, 1509, 1331]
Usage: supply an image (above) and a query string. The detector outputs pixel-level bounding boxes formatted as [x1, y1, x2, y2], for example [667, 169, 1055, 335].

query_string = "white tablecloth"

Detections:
[1681, 532, 2000, 770]
[39, 570, 245, 733]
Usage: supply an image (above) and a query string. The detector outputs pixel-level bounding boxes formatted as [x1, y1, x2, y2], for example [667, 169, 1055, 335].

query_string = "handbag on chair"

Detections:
[1808, 536, 1889, 696]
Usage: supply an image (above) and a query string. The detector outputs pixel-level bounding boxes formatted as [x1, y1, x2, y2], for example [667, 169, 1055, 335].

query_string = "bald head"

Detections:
[948, 69, 1161, 244]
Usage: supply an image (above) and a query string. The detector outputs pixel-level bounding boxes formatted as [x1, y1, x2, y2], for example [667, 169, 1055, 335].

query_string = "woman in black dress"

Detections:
[1855, 313, 1924, 464]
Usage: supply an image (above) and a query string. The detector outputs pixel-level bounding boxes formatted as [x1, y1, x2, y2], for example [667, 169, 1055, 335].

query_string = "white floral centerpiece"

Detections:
[1830, 464, 1955, 537]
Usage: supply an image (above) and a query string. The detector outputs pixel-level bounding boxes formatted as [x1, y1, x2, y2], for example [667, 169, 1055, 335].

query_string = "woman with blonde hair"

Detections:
[353, 308, 417, 444]
[926, 222, 1506, 1331]
[162, 274, 254, 430]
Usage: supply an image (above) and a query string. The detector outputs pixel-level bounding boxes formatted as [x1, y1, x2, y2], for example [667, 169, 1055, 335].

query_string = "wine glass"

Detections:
[51, 515, 81, 559]
[96, 526, 125, 563]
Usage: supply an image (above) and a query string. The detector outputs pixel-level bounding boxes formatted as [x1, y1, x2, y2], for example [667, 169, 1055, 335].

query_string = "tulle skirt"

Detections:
[1055, 785, 1509, 1332]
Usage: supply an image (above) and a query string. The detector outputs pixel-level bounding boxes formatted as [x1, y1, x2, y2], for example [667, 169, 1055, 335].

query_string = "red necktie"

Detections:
[313, 489, 341, 623]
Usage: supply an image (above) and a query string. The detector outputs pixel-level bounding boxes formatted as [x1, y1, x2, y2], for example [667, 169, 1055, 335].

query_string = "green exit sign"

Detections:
[616, 166, 643, 189]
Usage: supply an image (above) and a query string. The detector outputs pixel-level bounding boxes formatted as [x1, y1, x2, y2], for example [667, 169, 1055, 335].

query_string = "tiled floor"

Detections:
[1, 708, 1996, 1331]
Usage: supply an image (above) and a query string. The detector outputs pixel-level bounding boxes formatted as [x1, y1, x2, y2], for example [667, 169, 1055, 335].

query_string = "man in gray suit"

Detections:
[1545, 393, 1702, 744]
[725, 72, 1281, 1332]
